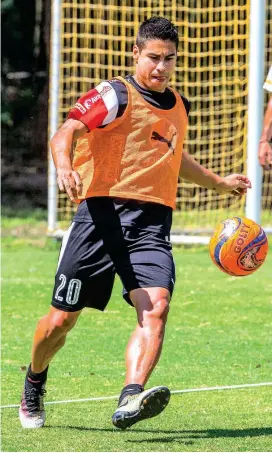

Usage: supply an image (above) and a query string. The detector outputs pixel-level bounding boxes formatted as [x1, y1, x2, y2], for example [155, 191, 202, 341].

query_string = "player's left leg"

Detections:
[112, 287, 171, 430]
[125, 287, 170, 386]
[105, 228, 174, 429]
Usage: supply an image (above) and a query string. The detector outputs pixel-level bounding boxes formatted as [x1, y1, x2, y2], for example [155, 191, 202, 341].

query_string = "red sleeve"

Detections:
[68, 81, 120, 131]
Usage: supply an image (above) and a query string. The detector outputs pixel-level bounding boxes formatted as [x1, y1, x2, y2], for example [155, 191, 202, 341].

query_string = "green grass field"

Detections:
[1, 219, 272, 452]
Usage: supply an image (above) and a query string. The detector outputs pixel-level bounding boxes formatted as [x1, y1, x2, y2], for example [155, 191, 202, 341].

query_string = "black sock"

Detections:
[26, 364, 48, 386]
[118, 383, 144, 405]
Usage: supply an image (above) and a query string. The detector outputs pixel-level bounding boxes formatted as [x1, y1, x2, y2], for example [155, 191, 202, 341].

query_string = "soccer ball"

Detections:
[209, 217, 268, 276]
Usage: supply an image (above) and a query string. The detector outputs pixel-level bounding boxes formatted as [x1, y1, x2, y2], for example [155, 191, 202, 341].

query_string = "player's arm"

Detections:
[179, 151, 251, 196]
[258, 96, 272, 169]
[50, 119, 87, 201]
[50, 80, 127, 201]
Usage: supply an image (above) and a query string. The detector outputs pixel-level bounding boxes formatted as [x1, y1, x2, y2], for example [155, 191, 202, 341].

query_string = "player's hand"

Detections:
[57, 168, 83, 202]
[258, 140, 272, 170]
[216, 174, 252, 196]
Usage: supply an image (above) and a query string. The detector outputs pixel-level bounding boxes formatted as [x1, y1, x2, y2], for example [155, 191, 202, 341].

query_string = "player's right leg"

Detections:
[19, 221, 115, 428]
[19, 307, 81, 428]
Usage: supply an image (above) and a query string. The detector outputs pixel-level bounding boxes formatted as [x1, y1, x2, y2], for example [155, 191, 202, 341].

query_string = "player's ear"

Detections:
[133, 45, 140, 63]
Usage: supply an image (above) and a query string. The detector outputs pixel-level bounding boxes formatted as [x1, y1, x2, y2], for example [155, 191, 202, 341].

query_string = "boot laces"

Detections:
[23, 386, 46, 413]
[119, 393, 139, 408]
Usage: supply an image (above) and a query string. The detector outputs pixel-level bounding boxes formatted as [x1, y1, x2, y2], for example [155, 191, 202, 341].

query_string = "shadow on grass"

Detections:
[48, 425, 272, 444]
[124, 427, 272, 444]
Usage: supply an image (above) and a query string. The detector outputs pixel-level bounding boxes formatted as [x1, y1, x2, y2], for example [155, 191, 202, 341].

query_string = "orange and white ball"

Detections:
[209, 217, 268, 276]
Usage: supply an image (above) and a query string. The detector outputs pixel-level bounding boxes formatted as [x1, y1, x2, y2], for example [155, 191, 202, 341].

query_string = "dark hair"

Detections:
[136, 17, 179, 51]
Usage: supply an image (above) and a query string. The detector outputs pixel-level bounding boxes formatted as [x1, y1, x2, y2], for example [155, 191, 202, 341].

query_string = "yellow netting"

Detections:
[55, 0, 272, 231]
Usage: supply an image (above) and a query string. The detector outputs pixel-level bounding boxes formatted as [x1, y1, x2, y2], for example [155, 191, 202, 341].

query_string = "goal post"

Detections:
[245, 0, 265, 225]
[48, 0, 272, 240]
[47, 0, 61, 234]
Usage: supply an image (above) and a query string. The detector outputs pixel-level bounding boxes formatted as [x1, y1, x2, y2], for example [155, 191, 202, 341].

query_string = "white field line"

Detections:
[1, 382, 272, 409]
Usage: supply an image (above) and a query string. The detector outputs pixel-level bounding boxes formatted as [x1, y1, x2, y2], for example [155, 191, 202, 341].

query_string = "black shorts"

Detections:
[51, 222, 175, 312]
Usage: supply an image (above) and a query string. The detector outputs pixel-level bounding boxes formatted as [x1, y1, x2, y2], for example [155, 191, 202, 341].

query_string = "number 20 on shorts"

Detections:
[55, 274, 82, 305]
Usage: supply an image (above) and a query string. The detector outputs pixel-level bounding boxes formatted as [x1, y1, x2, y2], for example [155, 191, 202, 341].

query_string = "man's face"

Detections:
[133, 39, 177, 93]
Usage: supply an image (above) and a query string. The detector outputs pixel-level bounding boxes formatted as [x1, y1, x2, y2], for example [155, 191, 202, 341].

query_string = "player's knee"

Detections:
[146, 297, 170, 323]
[45, 311, 78, 336]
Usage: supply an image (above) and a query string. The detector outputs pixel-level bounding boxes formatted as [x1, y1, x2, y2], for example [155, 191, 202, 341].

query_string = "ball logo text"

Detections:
[234, 224, 250, 253]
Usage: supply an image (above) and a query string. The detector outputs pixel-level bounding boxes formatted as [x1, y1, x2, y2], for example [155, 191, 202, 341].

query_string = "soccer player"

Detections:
[19, 17, 251, 430]
[258, 65, 272, 169]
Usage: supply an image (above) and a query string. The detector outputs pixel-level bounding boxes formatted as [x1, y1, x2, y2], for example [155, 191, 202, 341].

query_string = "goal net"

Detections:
[49, 0, 272, 236]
